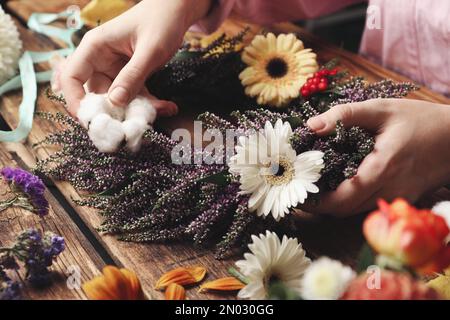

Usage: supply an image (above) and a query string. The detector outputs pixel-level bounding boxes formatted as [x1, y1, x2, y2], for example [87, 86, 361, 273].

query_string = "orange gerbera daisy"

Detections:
[82, 266, 146, 300]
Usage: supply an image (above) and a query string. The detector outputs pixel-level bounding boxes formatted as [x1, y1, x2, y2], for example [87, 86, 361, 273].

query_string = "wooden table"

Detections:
[0, 0, 449, 300]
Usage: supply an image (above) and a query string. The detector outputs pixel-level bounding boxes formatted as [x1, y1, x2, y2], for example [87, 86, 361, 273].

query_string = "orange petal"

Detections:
[165, 283, 186, 300]
[199, 277, 245, 293]
[155, 266, 206, 290]
[120, 268, 146, 300]
[102, 266, 130, 299]
[186, 266, 207, 282]
[83, 276, 118, 300]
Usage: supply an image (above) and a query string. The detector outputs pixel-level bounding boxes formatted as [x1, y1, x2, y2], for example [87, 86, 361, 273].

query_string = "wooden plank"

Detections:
[0, 18, 237, 300]
[7, 0, 92, 18]
[0, 142, 105, 300]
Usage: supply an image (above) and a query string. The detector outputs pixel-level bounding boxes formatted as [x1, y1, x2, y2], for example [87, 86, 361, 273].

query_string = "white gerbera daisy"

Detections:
[229, 119, 324, 221]
[236, 231, 310, 300]
[300, 257, 355, 300]
[0, 7, 22, 85]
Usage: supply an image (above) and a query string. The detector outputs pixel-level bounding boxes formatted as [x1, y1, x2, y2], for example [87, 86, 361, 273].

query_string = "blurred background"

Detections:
[0, 0, 367, 53]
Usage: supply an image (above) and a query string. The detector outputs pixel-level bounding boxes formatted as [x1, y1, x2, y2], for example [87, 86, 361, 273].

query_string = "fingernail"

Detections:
[109, 87, 130, 106]
[307, 117, 325, 131]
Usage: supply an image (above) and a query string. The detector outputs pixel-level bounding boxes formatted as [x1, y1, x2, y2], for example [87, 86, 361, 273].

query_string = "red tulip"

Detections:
[363, 198, 450, 274]
[341, 270, 440, 300]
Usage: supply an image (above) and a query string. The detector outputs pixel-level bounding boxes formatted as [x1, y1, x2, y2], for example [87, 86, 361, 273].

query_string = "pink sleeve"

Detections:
[195, 0, 366, 33]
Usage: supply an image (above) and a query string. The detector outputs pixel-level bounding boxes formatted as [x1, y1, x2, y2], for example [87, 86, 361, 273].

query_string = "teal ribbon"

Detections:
[0, 9, 83, 142]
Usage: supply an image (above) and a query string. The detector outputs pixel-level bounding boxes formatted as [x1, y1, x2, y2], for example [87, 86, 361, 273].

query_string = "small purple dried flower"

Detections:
[0, 167, 49, 217]
[0, 280, 21, 300]
[8, 229, 65, 287]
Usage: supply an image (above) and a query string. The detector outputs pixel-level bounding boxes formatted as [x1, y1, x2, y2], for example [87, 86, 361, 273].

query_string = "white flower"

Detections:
[0, 7, 22, 85]
[236, 231, 310, 300]
[229, 119, 324, 221]
[432, 201, 450, 244]
[300, 257, 355, 300]
[77, 93, 156, 153]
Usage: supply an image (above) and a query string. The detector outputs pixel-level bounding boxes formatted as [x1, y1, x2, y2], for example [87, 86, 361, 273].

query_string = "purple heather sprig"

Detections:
[35, 44, 418, 258]
[0, 167, 49, 217]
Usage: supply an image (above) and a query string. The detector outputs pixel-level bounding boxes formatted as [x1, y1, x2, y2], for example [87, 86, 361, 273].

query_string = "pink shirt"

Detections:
[197, 0, 450, 96]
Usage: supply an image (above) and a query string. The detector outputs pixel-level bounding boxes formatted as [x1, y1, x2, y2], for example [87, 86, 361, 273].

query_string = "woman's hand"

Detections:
[303, 99, 450, 216]
[60, 0, 211, 116]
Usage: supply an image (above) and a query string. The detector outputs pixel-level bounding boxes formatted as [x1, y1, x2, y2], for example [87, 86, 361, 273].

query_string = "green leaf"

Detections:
[228, 267, 250, 285]
[197, 170, 229, 186]
[268, 281, 301, 300]
[171, 50, 202, 62]
[285, 116, 303, 130]
[322, 58, 340, 70]
[356, 242, 376, 273]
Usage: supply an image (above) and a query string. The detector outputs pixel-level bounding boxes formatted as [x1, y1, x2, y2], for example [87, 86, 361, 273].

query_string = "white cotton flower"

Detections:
[432, 201, 450, 244]
[300, 257, 355, 300]
[126, 96, 157, 124]
[0, 7, 22, 85]
[229, 119, 324, 221]
[77, 93, 109, 128]
[88, 113, 125, 153]
[122, 119, 150, 153]
[236, 231, 310, 300]
[77, 93, 157, 153]
[105, 101, 126, 121]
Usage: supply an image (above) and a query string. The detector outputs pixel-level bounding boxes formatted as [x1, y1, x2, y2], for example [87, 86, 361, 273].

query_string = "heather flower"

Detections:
[0, 167, 49, 217]
[35, 36, 417, 259]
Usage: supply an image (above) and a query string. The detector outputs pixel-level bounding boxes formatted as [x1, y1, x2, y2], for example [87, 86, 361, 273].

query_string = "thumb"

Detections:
[306, 99, 386, 135]
[108, 48, 157, 107]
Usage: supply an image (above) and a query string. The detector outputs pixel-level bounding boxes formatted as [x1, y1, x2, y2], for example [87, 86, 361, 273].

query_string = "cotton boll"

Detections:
[122, 119, 150, 153]
[105, 102, 126, 121]
[126, 96, 157, 124]
[88, 113, 125, 153]
[77, 93, 109, 128]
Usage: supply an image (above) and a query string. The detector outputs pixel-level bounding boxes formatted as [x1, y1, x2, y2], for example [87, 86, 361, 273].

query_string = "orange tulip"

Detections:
[82, 266, 146, 300]
[363, 199, 450, 274]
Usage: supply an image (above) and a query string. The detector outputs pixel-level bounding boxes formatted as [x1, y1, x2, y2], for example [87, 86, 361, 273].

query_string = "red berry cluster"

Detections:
[300, 68, 338, 98]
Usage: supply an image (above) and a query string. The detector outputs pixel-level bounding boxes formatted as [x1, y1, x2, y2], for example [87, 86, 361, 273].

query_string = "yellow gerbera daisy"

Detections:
[239, 33, 318, 107]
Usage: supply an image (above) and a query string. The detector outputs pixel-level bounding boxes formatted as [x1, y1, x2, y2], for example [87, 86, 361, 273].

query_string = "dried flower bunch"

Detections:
[1, 167, 49, 217]
[0, 228, 65, 297]
[36, 31, 418, 259]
